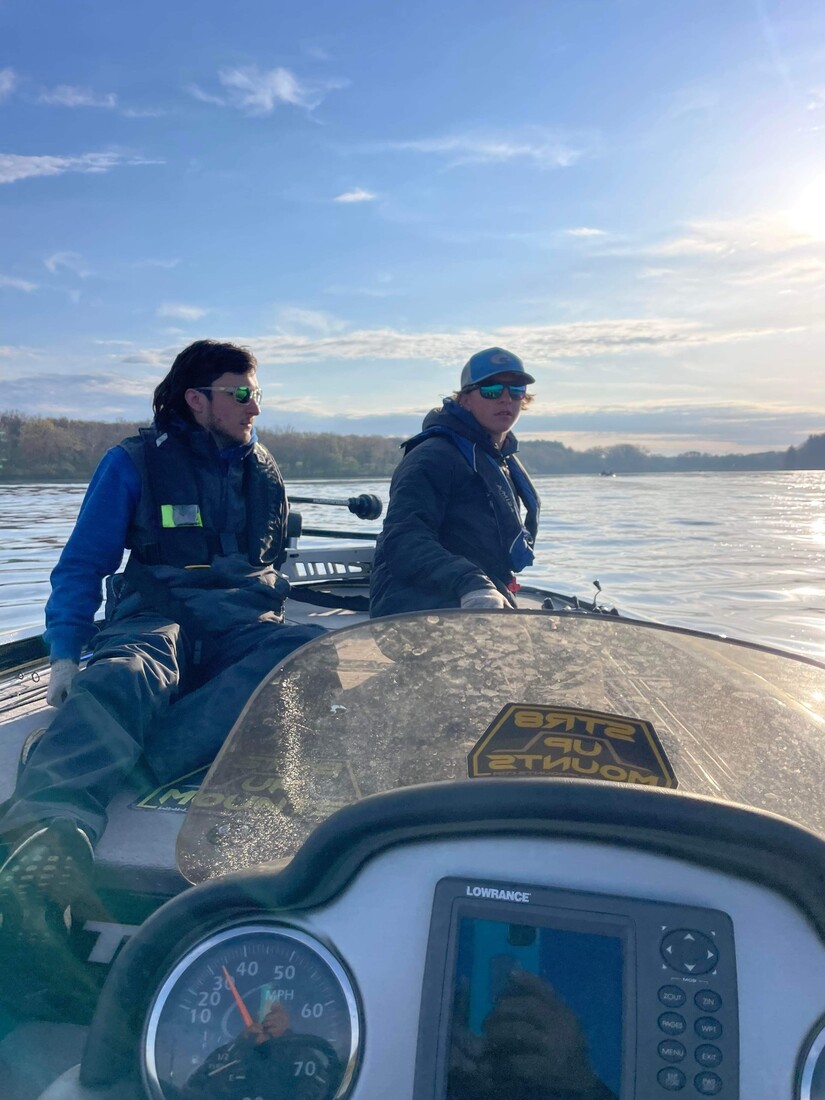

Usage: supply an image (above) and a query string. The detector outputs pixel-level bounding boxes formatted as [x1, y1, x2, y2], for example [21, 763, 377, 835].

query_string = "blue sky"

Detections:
[1, 0, 823, 454]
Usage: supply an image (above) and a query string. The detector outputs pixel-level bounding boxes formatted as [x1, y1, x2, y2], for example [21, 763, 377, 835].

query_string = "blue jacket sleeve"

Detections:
[44, 446, 141, 663]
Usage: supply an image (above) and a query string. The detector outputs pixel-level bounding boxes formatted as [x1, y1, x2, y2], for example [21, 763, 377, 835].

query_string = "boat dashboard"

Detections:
[40, 780, 825, 1100]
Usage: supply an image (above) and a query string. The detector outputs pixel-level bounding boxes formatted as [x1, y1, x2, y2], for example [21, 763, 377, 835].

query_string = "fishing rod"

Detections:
[288, 493, 383, 521]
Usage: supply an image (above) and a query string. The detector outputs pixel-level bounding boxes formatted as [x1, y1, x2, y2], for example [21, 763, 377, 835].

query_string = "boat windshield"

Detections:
[176, 612, 825, 884]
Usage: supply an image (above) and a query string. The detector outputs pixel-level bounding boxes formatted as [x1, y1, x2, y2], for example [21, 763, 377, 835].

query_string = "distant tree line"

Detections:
[517, 439, 791, 474]
[784, 432, 825, 470]
[0, 414, 402, 481]
[0, 412, 823, 482]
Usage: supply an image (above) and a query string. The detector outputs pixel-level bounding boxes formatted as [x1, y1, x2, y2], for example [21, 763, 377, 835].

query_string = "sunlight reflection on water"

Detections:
[1, 471, 823, 660]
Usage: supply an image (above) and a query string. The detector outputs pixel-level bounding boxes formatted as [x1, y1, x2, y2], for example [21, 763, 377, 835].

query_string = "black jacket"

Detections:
[370, 401, 539, 617]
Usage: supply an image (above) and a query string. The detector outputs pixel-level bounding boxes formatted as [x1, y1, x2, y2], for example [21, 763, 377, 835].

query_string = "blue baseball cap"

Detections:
[460, 347, 535, 388]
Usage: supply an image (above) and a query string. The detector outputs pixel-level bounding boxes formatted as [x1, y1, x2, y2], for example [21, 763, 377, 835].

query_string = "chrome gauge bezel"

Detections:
[141, 922, 362, 1100]
[798, 1014, 825, 1100]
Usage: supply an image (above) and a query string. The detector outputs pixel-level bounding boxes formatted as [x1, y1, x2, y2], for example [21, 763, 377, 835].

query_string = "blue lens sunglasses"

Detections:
[472, 383, 528, 400]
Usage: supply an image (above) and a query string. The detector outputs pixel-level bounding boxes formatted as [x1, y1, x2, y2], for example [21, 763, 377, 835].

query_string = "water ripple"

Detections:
[1, 472, 824, 660]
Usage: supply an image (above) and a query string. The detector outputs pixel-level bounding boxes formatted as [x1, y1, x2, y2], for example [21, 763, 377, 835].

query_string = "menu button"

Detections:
[658, 1040, 686, 1063]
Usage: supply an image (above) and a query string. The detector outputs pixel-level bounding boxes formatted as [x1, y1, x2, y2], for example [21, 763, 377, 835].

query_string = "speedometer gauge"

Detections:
[143, 924, 360, 1100]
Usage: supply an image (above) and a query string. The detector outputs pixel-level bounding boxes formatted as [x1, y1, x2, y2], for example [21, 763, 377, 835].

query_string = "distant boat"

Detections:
[600, 469, 616, 477]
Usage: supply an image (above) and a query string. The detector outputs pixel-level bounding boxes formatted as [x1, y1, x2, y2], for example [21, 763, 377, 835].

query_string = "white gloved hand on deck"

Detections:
[47, 658, 80, 708]
[460, 588, 512, 610]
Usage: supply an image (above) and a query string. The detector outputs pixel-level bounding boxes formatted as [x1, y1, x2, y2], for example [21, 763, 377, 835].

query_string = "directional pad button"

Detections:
[660, 929, 719, 974]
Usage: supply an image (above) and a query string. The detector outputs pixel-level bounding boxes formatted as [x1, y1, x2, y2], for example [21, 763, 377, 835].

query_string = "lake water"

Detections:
[1, 472, 824, 661]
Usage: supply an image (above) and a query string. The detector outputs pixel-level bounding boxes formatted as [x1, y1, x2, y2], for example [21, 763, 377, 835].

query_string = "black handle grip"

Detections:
[346, 494, 383, 520]
[288, 493, 383, 521]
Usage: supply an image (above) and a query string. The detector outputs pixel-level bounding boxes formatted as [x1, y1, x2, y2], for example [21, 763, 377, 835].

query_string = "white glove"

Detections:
[460, 588, 512, 610]
[47, 659, 80, 708]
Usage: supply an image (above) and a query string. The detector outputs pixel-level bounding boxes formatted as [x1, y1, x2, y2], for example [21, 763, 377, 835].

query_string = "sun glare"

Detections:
[788, 175, 825, 241]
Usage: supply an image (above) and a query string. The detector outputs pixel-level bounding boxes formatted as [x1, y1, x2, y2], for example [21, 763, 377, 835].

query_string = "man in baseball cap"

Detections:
[370, 347, 540, 617]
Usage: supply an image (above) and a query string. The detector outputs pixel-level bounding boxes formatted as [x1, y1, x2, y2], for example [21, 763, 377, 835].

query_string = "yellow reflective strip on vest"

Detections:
[160, 504, 203, 528]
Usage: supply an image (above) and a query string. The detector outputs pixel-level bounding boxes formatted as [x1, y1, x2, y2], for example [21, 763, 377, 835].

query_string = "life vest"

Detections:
[119, 426, 287, 569]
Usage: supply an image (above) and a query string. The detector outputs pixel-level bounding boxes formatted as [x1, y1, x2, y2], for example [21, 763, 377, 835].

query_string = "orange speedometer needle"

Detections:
[207, 1059, 241, 1077]
[222, 966, 254, 1029]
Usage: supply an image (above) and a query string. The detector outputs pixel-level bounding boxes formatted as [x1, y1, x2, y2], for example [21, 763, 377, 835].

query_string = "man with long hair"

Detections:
[0, 340, 322, 949]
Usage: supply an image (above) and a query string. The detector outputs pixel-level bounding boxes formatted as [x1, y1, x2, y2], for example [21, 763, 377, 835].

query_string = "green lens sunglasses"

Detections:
[197, 386, 263, 405]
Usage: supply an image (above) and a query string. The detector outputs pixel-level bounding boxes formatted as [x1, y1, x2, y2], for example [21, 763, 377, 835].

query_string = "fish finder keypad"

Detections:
[646, 919, 735, 1095]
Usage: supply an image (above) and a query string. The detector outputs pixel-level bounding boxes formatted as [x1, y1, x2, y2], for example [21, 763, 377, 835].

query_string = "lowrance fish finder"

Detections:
[413, 878, 739, 1099]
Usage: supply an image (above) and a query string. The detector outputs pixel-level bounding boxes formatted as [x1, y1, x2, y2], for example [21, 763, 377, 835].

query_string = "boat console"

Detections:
[58, 781, 825, 1100]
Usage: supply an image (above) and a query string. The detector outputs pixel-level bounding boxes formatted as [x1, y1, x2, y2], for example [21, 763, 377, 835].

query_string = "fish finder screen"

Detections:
[445, 916, 624, 1100]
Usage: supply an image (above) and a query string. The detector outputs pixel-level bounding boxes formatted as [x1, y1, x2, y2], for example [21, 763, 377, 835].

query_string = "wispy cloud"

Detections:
[133, 257, 181, 269]
[565, 227, 605, 238]
[44, 252, 92, 278]
[0, 369, 159, 419]
[121, 351, 168, 365]
[93, 340, 172, 368]
[324, 281, 399, 298]
[807, 86, 825, 111]
[334, 187, 376, 203]
[274, 306, 347, 335]
[189, 65, 348, 116]
[724, 256, 825, 288]
[187, 84, 226, 107]
[121, 106, 167, 119]
[96, 316, 795, 385]
[241, 316, 795, 367]
[157, 303, 207, 321]
[637, 267, 678, 280]
[616, 213, 825, 305]
[378, 127, 589, 169]
[649, 214, 822, 257]
[38, 85, 118, 108]
[0, 343, 41, 361]
[0, 150, 161, 185]
[0, 68, 16, 103]
[652, 235, 729, 258]
[0, 274, 37, 292]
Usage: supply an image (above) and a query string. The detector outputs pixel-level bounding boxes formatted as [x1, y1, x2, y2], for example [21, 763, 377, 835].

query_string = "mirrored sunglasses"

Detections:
[474, 383, 528, 400]
[198, 385, 263, 405]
